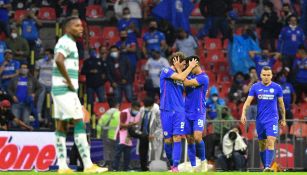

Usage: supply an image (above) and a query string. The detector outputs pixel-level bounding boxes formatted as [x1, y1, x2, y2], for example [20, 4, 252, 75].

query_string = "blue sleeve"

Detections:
[248, 85, 256, 97]
[196, 74, 209, 86]
[277, 28, 285, 52]
[159, 32, 166, 41]
[160, 67, 174, 79]
[289, 83, 295, 93]
[253, 55, 259, 63]
[117, 20, 123, 30]
[143, 33, 147, 42]
[15, 61, 20, 69]
[270, 57, 276, 66]
[276, 85, 283, 98]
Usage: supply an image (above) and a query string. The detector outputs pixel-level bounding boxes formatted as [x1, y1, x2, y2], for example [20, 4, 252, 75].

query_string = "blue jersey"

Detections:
[0, 41, 7, 64]
[0, 0, 10, 22]
[143, 31, 165, 52]
[117, 18, 139, 41]
[248, 82, 283, 122]
[160, 67, 184, 112]
[22, 19, 39, 41]
[185, 73, 209, 114]
[277, 26, 305, 55]
[115, 39, 138, 67]
[253, 55, 276, 78]
[280, 82, 295, 111]
[1, 59, 20, 85]
[293, 57, 307, 84]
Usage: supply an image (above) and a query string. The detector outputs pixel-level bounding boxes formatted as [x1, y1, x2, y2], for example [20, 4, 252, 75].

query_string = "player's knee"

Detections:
[266, 139, 275, 149]
[258, 140, 266, 151]
[186, 135, 195, 144]
[164, 138, 173, 144]
[194, 132, 203, 143]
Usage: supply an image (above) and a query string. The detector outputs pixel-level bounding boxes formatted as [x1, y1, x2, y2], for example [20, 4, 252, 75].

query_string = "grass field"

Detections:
[0, 172, 305, 175]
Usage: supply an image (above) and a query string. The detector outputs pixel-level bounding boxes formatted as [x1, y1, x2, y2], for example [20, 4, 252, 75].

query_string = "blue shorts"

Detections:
[256, 120, 278, 140]
[184, 113, 206, 135]
[160, 110, 185, 138]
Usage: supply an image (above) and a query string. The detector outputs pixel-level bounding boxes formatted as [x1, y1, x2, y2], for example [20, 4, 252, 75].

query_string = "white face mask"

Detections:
[212, 96, 218, 102]
[124, 14, 131, 19]
[110, 52, 119, 58]
[11, 33, 17, 39]
[289, 25, 297, 30]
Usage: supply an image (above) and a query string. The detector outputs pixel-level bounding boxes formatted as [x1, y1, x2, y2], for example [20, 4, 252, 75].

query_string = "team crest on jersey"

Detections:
[163, 68, 169, 73]
[269, 88, 274, 93]
[164, 131, 168, 136]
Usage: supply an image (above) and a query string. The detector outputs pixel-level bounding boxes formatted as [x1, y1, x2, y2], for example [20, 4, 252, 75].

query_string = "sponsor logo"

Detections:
[258, 94, 274, 100]
[269, 88, 274, 93]
[163, 131, 168, 136]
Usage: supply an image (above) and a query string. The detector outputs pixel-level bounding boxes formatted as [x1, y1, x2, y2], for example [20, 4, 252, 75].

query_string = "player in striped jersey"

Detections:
[51, 16, 108, 174]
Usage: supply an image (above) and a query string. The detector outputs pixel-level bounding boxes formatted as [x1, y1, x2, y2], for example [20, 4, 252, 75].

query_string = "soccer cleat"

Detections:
[84, 164, 108, 173]
[263, 167, 273, 172]
[171, 166, 179, 172]
[200, 160, 208, 172]
[189, 166, 198, 173]
[58, 168, 74, 174]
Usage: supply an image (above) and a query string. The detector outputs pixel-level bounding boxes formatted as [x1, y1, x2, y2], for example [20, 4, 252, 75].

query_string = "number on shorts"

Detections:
[180, 122, 185, 129]
[198, 119, 204, 127]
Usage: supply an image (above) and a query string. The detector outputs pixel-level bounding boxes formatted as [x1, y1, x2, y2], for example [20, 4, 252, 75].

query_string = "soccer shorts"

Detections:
[160, 110, 185, 139]
[184, 113, 206, 135]
[256, 120, 278, 140]
[52, 91, 83, 120]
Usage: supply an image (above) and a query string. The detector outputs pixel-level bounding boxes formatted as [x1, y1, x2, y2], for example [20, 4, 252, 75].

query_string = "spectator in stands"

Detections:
[277, 15, 305, 69]
[0, 0, 11, 37]
[216, 127, 247, 171]
[0, 88, 11, 101]
[117, 7, 140, 41]
[276, 72, 296, 127]
[112, 101, 141, 171]
[258, 2, 279, 51]
[71, 8, 88, 59]
[35, 48, 53, 124]
[65, 0, 86, 20]
[114, 0, 142, 19]
[0, 39, 7, 64]
[137, 97, 163, 171]
[213, 106, 235, 137]
[81, 49, 107, 105]
[254, 0, 265, 22]
[107, 45, 133, 103]
[292, 45, 307, 103]
[228, 72, 246, 104]
[243, 67, 258, 120]
[249, 47, 280, 78]
[206, 86, 226, 120]
[173, 28, 198, 57]
[142, 20, 167, 58]
[0, 49, 20, 91]
[116, 30, 138, 80]
[279, 3, 293, 25]
[158, 20, 176, 57]
[0, 99, 33, 131]
[20, 10, 42, 52]
[5, 27, 30, 62]
[143, 47, 169, 99]
[198, 0, 232, 39]
[8, 62, 42, 125]
[96, 98, 120, 169]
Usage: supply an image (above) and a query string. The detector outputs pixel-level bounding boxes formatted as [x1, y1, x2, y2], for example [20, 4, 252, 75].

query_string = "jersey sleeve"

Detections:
[54, 40, 70, 58]
[160, 67, 175, 79]
[276, 85, 283, 98]
[248, 84, 256, 97]
[196, 74, 209, 86]
[289, 83, 295, 93]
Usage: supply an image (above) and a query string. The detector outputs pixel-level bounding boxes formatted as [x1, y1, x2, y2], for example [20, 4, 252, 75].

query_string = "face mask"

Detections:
[289, 25, 297, 30]
[280, 77, 287, 83]
[20, 68, 29, 76]
[110, 52, 119, 58]
[11, 33, 17, 39]
[149, 26, 157, 32]
[123, 14, 131, 19]
[212, 96, 218, 102]
[131, 110, 139, 116]
[121, 37, 127, 41]
[236, 79, 244, 83]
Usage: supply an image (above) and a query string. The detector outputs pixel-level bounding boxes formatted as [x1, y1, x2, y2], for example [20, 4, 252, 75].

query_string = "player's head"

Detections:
[169, 52, 186, 71]
[177, 28, 187, 39]
[260, 66, 273, 85]
[186, 55, 201, 74]
[62, 16, 83, 39]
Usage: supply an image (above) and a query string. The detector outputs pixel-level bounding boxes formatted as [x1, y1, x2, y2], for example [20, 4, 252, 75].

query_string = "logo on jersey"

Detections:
[269, 88, 274, 93]
[258, 89, 263, 92]
[163, 131, 168, 136]
[258, 94, 274, 100]
[163, 68, 169, 73]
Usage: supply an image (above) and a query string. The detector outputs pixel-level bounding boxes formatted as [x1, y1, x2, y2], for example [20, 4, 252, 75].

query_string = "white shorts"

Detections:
[52, 91, 83, 120]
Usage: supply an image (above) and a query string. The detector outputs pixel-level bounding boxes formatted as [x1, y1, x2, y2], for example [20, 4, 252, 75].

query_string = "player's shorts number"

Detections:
[180, 122, 185, 129]
[198, 119, 204, 127]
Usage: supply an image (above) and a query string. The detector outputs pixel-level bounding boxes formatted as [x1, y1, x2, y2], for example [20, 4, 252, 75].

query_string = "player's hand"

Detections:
[13, 96, 19, 103]
[188, 58, 198, 68]
[279, 119, 286, 127]
[240, 114, 246, 125]
[63, 80, 75, 91]
[173, 56, 181, 70]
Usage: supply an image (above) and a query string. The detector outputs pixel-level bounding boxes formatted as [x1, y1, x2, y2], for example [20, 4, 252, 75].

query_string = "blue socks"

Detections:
[265, 149, 275, 168]
[164, 143, 173, 166]
[196, 140, 206, 161]
[172, 142, 182, 167]
[188, 144, 196, 166]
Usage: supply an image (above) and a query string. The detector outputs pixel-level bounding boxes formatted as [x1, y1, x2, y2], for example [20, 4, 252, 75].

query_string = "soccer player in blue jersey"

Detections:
[241, 66, 286, 172]
[160, 52, 198, 172]
[182, 55, 209, 172]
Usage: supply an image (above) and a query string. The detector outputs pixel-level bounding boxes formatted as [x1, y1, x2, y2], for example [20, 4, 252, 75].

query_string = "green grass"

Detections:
[0, 172, 305, 175]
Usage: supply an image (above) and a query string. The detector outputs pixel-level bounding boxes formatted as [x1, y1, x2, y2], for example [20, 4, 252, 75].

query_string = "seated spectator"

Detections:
[213, 106, 235, 137]
[0, 99, 33, 131]
[8, 62, 42, 125]
[112, 101, 141, 171]
[81, 49, 108, 105]
[292, 45, 307, 103]
[116, 30, 138, 80]
[0, 0, 11, 37]
[249, 47, 280, 78]
[228, 72, 246, 104]
[96, 98, 120, 169]
[277, 15, 305, 69]
[35, 48, 53, 124]
[19, 10, 42, 52]
[107, 45, 133, 103]
[0, 49, 20, 91]
[243, 67, 258, 120]
[114, 0, 142, 19]
[142, 20, 167, 58]
[5, 27, 30, 62]
[206, 86, 226, 120]
[0, 39, 7, 64]
[117, 7, 140, 41]
[216, 127, 247, 171]
[158, 20, 176, 57]
[143, 47, 169, 99]
[173, 28, 198, 57]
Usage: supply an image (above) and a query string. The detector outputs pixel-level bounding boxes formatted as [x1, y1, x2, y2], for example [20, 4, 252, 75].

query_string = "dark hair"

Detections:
[109, 45, 119, 51]
[143, 97, 154, 107]
[123, 7, 130, 12]
[287, 14, 297, 24]
[107, 97, 119, 108]
[62, 16, 80, 29]
[45, 48, 54, 54]
[229, 131, 237, 141]
[262, 66, 272, 71]
[249, 66, 256, 72]
[20, 61, 28, 66]
[132, 101, 141, 108]
[186, 55, 200, 62]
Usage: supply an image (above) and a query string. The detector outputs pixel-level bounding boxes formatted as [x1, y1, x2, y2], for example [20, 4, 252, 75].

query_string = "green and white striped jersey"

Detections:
[51, 34, 79, 96]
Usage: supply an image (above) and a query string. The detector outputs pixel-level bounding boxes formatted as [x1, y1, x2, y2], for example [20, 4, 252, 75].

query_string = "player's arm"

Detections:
[278, 97, 286, 127]
[170, 58, 198, 81]
[183, 78, 199, 87]
[248, 51, 259, 59]
[241, 96, 254, 125]
[54, 52, 75, 91]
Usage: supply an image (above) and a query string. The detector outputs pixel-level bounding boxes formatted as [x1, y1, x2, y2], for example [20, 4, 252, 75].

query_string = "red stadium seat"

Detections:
[79, 74, 86, 83]
[204, 38, 222, 50]
[232, 3, 244, 16]
[191, 3, 202, 16]
[217, 73, 232, 84]
[86, 5, 104, 18]
[38, 7, 56, 20]
[206, 50, 225, 63]
[292, 104, 304, 119]
[214, 61, 229, 73]
[244, 2, 257, 16]
[93, 102, 110, 117]
[223, 39, 229, 49]
[290, 123, 307, 137]
[104, 81, 113, 95]
[120, 102, 131, 111]
[89, 37, 103, 49]
[88, 25, 102, 37]
[14, 10, 28, 22]
[102, 27, 120, 45]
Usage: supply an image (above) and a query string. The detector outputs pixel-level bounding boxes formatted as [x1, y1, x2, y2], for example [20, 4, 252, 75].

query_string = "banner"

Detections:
[0, 131, 56, 171]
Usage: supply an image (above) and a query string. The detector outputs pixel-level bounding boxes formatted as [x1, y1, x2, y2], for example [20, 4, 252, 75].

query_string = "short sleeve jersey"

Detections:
[51, 34, 79, 96]
[248, 82, 283, 122]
